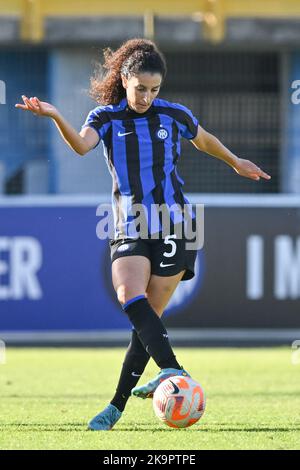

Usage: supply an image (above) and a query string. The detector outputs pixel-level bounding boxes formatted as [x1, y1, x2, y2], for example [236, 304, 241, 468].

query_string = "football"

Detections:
[153, 375, 206, 428]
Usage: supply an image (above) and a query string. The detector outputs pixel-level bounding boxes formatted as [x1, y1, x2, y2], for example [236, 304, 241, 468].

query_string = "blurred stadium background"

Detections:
[0, 0, 300, 346]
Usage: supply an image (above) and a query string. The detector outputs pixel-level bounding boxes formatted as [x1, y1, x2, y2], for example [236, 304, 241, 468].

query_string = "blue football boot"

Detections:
[131, 368, 190, 399]
[88, 404, 122, 431]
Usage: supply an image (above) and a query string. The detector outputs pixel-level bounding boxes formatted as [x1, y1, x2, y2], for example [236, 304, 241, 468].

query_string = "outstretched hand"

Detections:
[15, 95, 58, 118]
[233, 158, 271, 181]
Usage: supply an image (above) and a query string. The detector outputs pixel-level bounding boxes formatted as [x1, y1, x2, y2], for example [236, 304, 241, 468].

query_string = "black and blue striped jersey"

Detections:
[82, 97, 199, 239]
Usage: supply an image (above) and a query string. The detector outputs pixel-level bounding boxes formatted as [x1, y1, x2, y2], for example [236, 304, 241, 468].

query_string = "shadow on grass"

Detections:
[0, 394, 103, 400]
[1, 423, 300, 433]
[211, 391, 300, 399]
[0, 423, 85, 432]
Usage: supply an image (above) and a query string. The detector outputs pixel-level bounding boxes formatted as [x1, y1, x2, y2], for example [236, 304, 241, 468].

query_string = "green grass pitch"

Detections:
[0, 347, 299, 450]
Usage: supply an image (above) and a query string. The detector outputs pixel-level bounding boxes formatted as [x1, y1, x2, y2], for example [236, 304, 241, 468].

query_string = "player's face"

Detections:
[122, 72, 162, 113]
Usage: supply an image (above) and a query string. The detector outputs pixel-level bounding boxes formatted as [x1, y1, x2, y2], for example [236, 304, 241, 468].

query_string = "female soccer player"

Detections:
[16, 38, 271, 431]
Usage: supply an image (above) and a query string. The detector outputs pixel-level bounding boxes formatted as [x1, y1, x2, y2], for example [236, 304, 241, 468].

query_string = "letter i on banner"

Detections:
[0, 340, 6, 365]
[0, 81, 6, 104]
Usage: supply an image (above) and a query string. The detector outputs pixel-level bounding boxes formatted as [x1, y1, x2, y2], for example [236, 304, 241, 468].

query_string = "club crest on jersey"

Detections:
[117, 243, 130, 252]
[156, 128, 169, 140]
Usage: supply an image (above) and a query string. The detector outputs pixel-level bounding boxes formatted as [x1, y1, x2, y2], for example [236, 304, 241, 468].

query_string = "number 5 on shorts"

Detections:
[163, 234, 177, 258]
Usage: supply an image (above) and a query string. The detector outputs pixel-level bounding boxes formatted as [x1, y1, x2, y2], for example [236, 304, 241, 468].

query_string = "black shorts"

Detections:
[110, 232, 198, 281]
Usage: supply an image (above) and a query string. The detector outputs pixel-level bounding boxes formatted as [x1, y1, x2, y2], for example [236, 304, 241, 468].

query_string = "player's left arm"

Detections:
[191, 124, 271, 181]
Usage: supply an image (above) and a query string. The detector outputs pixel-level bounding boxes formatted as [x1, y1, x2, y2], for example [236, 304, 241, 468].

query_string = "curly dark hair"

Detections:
[89, 38, 167, 105]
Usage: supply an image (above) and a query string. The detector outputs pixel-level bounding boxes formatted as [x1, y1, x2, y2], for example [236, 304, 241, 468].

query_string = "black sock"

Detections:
[123, 296, 181, 371]
[110, 329, 150, 412]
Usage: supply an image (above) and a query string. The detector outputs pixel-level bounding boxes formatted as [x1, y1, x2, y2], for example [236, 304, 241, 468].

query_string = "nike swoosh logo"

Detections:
[160, 262, 176, 268]
[169, 380, 180, 395]
[118, 131, 133, 137]
[131, 372, 141, 377]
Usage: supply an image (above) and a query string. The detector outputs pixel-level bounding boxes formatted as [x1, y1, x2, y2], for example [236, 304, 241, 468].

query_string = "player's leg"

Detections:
[88, 255, 151, 431]
[104, 268, 186, 420]
[131, 271, 190, 399]
[109, 255, 152, 412]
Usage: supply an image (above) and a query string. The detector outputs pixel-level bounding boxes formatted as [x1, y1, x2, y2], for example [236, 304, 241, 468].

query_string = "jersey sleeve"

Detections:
[175, 104, 199, 140]
[81, 107, 111, 148]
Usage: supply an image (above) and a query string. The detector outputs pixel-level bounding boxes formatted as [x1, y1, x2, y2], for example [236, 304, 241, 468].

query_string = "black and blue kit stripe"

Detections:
[82, 97, 199, 239]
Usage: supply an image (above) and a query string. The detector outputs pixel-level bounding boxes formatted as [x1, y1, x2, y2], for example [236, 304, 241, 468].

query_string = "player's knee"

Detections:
[116, 285, 127, 305]
[116, 284, 145, 306]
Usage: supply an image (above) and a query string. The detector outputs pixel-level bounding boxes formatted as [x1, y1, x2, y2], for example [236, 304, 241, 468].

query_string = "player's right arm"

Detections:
[15, 95, 99, 156]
